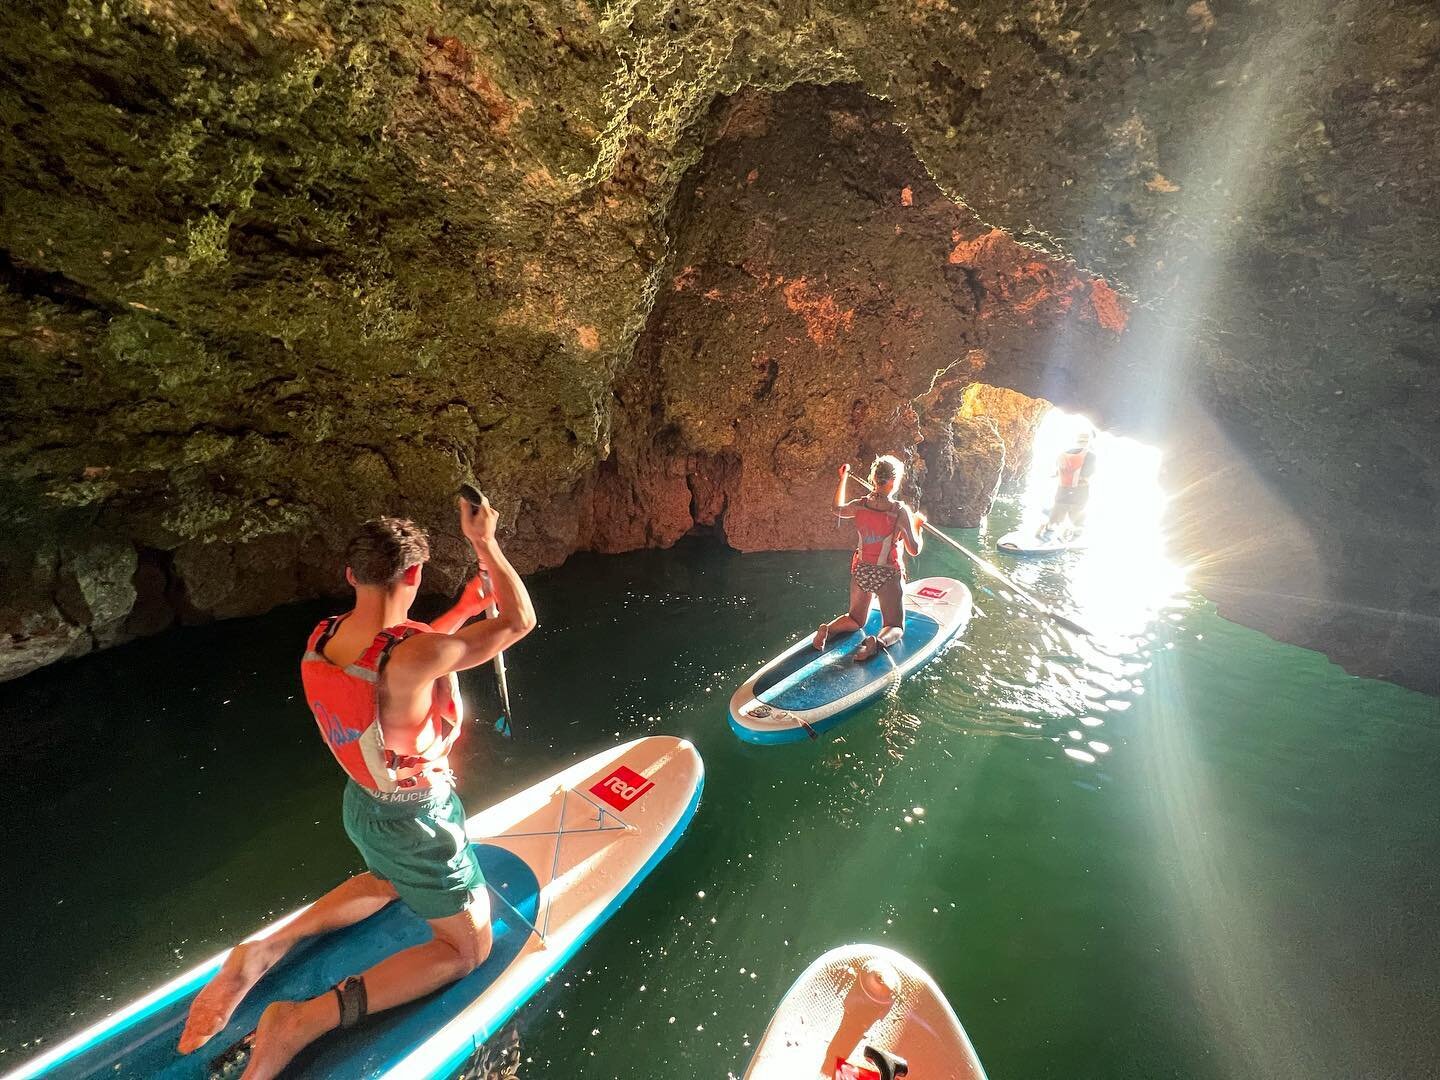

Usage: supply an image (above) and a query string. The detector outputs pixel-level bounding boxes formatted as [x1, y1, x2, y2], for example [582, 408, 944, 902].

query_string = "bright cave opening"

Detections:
[1017, 406, 1166, 542]
[962, 383, 1186, 636]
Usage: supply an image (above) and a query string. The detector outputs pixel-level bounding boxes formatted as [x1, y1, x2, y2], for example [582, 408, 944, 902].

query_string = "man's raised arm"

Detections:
[395, 496, 537, 680]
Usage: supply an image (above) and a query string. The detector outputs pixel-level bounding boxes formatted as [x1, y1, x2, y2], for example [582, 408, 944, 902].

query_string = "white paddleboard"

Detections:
[744, 944, 987, 1080]
[995, 529, 1087, 556]
[729, 577, 972, 745]
[6, 736, 703, 1080]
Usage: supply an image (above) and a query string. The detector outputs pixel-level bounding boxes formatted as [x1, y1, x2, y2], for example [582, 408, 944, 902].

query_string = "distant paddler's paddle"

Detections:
[460, 483, 515, 736]
[847, 470, 1092, 637]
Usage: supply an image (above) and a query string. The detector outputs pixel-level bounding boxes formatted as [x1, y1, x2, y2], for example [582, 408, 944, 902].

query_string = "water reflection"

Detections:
[909, 406, 1191, 776]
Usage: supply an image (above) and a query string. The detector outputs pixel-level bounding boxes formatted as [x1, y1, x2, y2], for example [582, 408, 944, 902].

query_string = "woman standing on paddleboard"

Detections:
[812, 455, 925, 662]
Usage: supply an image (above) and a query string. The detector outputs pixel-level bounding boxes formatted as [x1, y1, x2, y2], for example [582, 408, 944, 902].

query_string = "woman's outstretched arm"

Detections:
[833, 463, 858, 518]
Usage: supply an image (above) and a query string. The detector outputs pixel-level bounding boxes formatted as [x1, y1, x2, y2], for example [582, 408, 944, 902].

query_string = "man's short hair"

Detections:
[346, 517, 430, 586]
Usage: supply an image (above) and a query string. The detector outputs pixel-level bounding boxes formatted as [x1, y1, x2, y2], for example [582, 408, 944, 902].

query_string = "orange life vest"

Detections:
[853, 502, 903, 569]
[300, 615, 462, 800]
[1057, 449, 1090, 488]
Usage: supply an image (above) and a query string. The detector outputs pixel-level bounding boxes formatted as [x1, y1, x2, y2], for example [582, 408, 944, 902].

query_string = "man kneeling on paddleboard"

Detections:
[178, 496, 536, 1079]
[812, 455, 924, 662]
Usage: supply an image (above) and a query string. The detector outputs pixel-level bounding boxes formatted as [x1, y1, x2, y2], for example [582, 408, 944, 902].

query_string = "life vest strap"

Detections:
[304, 614, 343, 657]
[302, 616, 457, 793]
[375, 625, 457, 786]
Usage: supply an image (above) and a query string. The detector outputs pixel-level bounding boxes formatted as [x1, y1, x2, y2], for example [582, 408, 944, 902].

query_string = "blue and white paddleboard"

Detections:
[729, 576, 971, 745]
[995, 529, 1087, 556]
[5, 736, 703, 1080]
[744, 944, 987, 1080]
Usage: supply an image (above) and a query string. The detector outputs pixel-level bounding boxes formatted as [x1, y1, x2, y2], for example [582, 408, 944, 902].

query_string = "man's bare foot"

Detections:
[179, 939, 284, 1054]
[853, 635, 881, 662]
[811, 623, 830, 651]
[238, 997, 337, 1080]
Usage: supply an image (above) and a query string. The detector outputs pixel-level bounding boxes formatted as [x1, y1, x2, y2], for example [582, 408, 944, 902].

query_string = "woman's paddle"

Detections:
[461, 484, 516, 736]
[847, 470, 1092, 637]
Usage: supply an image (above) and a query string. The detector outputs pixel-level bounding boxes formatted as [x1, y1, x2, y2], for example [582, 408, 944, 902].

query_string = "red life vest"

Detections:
[1057, 449, 1090, 488]
[853, 502, 903, 569]
[300, 615, 462, 799]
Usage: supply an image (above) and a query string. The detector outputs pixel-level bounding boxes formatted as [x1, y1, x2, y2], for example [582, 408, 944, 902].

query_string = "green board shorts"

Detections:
[342, 780, 486, 921]
[1054, 485, 1090, 508]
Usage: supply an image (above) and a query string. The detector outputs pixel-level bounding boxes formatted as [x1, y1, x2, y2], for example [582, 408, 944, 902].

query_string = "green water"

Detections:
[1, 500, 1437, 1079]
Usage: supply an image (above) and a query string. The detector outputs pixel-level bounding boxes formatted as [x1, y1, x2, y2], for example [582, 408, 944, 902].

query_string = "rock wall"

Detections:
[959, 384, 1051, 487]
[921, 415, 1008, 529]
[595, 86, 1126, 552]
[1, 0, 1436, 690]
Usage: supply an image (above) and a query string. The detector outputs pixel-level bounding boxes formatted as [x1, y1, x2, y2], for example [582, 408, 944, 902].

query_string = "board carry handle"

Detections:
[864, 1046, 910, 1080]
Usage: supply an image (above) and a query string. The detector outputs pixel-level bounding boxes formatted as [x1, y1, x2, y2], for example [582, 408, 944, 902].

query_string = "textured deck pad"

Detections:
[43, 846, 539, 1080]
[744, 944, 987, 1080]
[756, 608, 941, 712]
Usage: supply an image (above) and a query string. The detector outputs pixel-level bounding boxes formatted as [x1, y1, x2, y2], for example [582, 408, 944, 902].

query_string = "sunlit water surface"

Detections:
[1, 497, 1436, 1079]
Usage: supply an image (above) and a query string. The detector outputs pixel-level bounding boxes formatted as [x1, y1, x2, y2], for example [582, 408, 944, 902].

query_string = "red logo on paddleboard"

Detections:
[917, 585, 949, 599]
[833, 1061, 881, 1080]
[590, 765, 654, 811]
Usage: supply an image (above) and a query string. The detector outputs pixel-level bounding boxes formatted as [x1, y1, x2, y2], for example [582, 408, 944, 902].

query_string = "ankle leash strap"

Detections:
[334, 975, 368, 1029]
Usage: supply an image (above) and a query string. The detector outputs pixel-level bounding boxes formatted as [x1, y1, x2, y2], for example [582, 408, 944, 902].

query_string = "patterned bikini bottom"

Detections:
[852, 561, 902, 594]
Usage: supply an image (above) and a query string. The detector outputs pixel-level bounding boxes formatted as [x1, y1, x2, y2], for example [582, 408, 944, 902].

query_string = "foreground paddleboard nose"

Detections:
[744, 944, 988, 1080]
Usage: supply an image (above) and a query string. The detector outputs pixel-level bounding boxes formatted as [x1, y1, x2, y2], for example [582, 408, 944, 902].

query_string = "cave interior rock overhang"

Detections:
[0, 0, 1436, 692]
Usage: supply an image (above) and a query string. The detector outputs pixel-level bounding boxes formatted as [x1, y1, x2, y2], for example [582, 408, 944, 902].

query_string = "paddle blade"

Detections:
[1046, 611, 1092, 636]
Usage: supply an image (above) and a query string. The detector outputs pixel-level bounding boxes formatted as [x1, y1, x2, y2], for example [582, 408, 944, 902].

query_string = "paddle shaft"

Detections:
[844, 470, 1091, 636]
[479, 567, 514, 727]
[460, 483, 516, 732]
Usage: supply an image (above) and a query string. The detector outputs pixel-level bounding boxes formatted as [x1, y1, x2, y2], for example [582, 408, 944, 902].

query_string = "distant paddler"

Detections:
[1039, 424, 1096, 542]
[812, 455, 925, 662]
[178, 497, 536, 1080]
